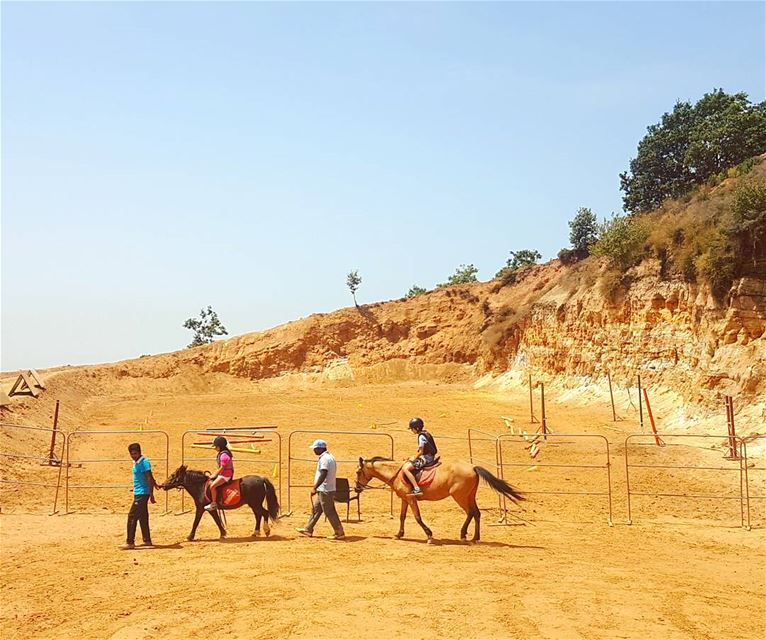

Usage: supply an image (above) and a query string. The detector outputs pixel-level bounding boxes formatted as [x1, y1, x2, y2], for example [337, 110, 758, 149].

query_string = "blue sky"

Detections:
[2, 1, 764, 370]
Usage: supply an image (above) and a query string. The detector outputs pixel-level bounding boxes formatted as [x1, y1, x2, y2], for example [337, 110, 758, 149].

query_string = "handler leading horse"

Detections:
[356, 457, 524, 543]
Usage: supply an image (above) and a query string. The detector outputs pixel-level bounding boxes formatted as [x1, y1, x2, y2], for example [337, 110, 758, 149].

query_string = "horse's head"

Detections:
[162, 465, 188, 490]
[355, 457, 370, 492]
[356, 456, 395, 491]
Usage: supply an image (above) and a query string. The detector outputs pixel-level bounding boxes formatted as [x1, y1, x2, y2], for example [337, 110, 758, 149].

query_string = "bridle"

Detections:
[355, 460, 404, 492]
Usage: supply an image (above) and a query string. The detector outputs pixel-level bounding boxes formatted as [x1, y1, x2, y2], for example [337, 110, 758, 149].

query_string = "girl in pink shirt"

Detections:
[205, 436, 234, 511]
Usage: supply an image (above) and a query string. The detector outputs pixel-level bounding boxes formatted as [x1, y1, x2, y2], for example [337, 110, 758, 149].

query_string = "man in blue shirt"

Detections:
[120, 443, 161, 550]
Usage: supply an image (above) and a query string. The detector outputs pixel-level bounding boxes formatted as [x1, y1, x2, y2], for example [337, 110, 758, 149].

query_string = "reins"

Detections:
[357, 462, 404, 492]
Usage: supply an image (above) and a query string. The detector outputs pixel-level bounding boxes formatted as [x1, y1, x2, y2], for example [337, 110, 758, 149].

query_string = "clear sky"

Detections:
[2, 1, 764, 371]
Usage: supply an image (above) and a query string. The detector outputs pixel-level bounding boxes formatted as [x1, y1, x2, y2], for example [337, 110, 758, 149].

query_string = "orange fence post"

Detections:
[642, 388, 663, 446]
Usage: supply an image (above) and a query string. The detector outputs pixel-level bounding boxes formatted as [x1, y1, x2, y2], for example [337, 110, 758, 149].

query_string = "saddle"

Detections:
[414, 457, 441, 488]
[204, 478, 243, 509]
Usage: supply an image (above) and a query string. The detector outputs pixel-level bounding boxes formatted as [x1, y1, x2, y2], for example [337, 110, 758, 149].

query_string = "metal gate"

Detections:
[287, 430, 394, 515]
[177, 426, 282, 513]
[497, 432, 613, 525]
[624, 433, 746, 527]
[0, 423, 67, 514]
[65, 429, 169, 514]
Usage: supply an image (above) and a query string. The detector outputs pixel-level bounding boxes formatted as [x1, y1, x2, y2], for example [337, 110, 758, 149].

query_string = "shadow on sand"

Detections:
[369, 535, 545, 550]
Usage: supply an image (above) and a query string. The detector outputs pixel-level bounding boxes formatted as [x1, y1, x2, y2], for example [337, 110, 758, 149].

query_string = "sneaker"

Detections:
[138, 542, 155, 548]
[204, 503, 218, 512]
[408, 488, 423, 497]
[119, 543, 135, 550]
[327, 534, 346, 540]
[295, 528, 313, 537]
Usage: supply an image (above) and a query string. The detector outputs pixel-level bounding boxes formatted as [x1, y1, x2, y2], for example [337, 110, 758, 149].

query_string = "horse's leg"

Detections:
[257, 481, 271, 537]
[210, 508, 227, 538]
[472, 503, 481, 542]
[453, 488, 475, 542]
[395, 499, 408, 539]
[188, 507, 204, 541]
[261, 502, 271, 537]
[250, 503, 261, 537]
[469, 481, 481, 542]
[408, 499, 433, 543]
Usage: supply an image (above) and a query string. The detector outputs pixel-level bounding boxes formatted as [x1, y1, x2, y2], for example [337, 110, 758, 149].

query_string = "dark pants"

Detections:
[127, 494, 151, 544]
[305, 491, 345, 536]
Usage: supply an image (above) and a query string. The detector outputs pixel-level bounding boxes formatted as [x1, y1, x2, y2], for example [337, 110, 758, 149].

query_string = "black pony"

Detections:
[162, 465, 279, 541]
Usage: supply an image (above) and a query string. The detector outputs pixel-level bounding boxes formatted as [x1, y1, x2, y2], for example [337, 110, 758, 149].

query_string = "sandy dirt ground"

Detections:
[1, 380, 764, 639]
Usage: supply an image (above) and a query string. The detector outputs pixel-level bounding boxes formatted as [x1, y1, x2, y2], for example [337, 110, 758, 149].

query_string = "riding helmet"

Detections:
[409, 417, 424, 432]
[213, 436, 228, 449]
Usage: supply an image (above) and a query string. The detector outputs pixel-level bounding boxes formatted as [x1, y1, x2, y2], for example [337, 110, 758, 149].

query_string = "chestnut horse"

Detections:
[355, 457, 524, 543]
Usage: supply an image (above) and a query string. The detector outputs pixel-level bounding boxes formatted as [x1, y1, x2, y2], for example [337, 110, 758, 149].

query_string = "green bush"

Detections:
[557, 247, 583, 265]
[495, 250, 541, 277]
[730, 179, 766, 263]
[591, 215, 650, 270]
[438, 264, 479, 288]
[406, 285, 427, 298]
[695, 231, 736, 298]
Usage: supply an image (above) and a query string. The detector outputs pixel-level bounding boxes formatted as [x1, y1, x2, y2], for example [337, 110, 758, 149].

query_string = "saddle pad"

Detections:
[205, 478, 243, 509]
[417, 466, 438, 488]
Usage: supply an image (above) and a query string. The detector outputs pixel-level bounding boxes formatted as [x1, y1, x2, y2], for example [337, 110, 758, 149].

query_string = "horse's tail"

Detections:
[474, 466, 525, 503]
[262, 477, 280, 521]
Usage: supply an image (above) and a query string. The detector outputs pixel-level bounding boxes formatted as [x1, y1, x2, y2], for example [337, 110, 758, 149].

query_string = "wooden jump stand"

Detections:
[8, 369, 46, 399]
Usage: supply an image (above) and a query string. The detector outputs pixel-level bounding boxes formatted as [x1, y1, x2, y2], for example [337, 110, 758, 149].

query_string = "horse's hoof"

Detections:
[252, 531, 260, 537]
[187, 536, 195, 542]
[264, 529, 271, 537]
[426, 538, 434, 545]
[394, 533, 403, 540]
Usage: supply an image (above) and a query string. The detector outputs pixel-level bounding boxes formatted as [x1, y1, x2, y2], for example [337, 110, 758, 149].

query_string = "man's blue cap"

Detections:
[310, 439, 328, 450]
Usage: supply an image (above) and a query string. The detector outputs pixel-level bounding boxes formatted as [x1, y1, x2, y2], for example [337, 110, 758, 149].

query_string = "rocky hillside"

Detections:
[3, 170, 764, 428]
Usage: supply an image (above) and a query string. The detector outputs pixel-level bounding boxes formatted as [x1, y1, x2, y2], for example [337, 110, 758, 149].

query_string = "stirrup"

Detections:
[409, 488, 423, 496]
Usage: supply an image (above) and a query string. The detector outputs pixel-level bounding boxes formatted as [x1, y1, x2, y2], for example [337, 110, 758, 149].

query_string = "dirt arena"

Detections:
[1, 380, 764, 639]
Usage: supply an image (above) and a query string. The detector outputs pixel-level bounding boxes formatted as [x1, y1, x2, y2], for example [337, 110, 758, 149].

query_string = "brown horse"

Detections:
[355, 457, 524, 543]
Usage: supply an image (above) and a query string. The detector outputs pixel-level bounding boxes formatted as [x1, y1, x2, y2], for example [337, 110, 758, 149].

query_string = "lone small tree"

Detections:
[569, 207, 599, 254]
[183, 306, 228, 348]
[346, 270, 362, 306]
[438, 264, 479, 288]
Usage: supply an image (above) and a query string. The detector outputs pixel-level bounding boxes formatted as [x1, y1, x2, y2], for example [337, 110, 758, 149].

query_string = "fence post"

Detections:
[607, 372, 616, 422]
[46, 400, 61, 466]
[642, 388, 663, 446]
[638, 375, 644, 432]
[529, 373, 538, 423]
[724, 396, 740, 460]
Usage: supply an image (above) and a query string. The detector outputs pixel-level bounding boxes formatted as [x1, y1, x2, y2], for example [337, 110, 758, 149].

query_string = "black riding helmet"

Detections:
[409, 417, 424, 432]
[213, 436, 228, 449]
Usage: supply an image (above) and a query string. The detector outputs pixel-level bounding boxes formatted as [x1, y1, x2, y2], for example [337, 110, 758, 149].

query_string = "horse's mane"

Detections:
[184, 469, 210, 482]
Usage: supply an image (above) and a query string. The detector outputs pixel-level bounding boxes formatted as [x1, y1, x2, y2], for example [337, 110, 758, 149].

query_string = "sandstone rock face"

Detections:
[105, 258, 762, 412]
[4, 259, 763, 423]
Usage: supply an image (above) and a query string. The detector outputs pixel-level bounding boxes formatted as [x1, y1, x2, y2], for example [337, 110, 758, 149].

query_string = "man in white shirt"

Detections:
[296, 439, 346, 540]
